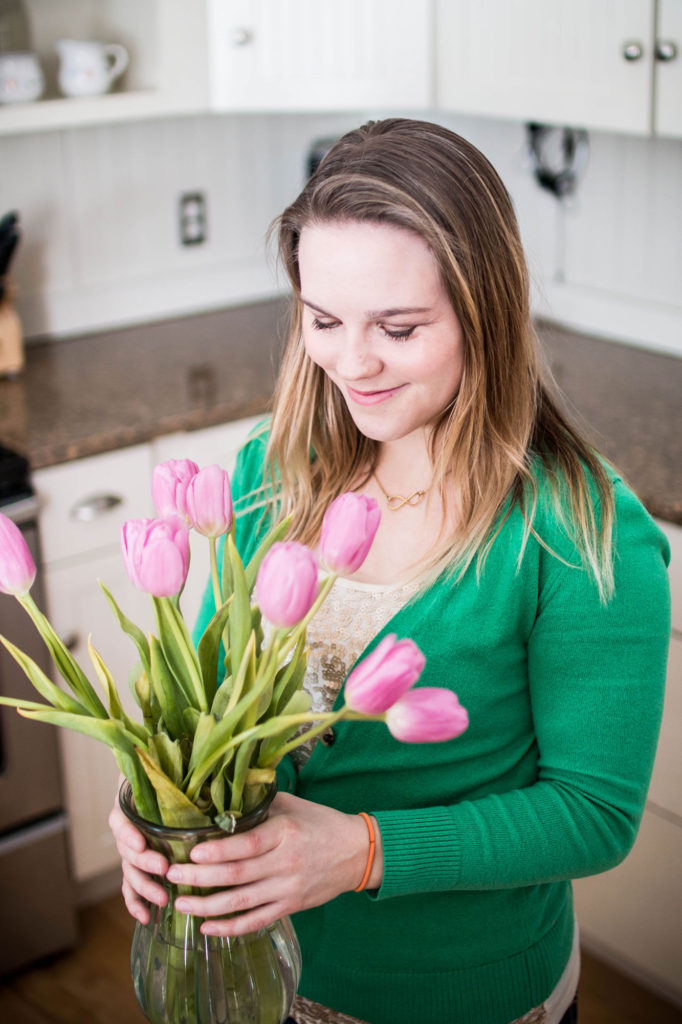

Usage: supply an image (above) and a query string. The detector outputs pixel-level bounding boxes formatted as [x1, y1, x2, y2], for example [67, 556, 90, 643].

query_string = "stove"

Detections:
[0, 444, 77, 975]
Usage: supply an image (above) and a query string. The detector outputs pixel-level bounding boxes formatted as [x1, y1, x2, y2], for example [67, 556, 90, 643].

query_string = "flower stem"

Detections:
[209, 536, 222, 611]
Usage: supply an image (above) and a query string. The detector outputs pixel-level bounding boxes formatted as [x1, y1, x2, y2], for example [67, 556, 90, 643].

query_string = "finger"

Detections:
[122, 878, 151, 925]
[118, 840, 169, 877]
[200, 899, 291, 937]
[123, 860, 169, 908]
[189, 820, 278, 865]
[109, 807, 146, 854]
[166, 851, 265, 890]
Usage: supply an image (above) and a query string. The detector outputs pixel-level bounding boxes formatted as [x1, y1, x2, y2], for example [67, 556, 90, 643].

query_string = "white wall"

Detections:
[1, 110, 681, 355]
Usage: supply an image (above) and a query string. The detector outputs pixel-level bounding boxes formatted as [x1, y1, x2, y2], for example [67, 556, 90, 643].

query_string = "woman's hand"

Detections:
[108, 792, 169, 924]
[166, 792, 383, 937]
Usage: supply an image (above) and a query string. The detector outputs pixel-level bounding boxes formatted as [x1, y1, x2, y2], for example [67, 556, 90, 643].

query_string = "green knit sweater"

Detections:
[194, 429, 671, 1024]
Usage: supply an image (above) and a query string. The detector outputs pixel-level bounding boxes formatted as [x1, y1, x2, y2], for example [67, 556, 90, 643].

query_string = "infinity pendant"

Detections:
[385, 490, 426, 510]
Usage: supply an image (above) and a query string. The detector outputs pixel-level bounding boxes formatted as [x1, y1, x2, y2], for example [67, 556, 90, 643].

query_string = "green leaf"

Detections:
[135, 746, 211, 828]
[257, 690, 311, 766]
[148, 732, 184, 787]
[244, 514, 293, 594]
[210, 675, 233, 718]
[99, 582, 151, 676]
[88, 638, 148, 743]
[187, 712, 217, 774]
[152, 597, 207, 713]
[229, 738, 258, 811]
[271, 636, 308, 716]
[0, 633, 87, 715]
[17, 594, 108, 719]
[226, 535, 251, 677]
[197, 596, 232, 707]
[149, 635, 189, 742]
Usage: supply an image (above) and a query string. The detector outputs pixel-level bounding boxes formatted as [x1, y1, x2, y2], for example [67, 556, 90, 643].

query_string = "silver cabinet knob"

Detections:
[622, 41, 644, 61]
[228, 27, 253, 47]
[69, 493, 123, 521]
[655, 40, 678, 62]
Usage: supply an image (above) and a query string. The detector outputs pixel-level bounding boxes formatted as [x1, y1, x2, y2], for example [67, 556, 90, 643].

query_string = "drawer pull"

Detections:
[69, 493, 123, 522]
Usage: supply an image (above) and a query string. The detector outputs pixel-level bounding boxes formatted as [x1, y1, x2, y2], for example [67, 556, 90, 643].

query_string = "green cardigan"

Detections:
[195, 428, 671, 1024]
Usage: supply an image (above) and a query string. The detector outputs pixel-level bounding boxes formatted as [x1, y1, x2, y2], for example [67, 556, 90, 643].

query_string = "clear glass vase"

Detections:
[119, 782, 301, 1024]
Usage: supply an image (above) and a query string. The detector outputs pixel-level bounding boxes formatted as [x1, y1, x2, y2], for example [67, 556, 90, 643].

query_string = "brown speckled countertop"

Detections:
[0, 300, 679, 524]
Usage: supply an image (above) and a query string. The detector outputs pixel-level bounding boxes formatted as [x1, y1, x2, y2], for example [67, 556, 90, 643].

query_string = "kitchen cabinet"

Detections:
[1, 0, 432, 135]
[572, 518, 682, 1005]
[0, 0, 208, 136]
[436, 0, 682, 137]
[33, 443, 156, 881]
[205, 0, 433, 112]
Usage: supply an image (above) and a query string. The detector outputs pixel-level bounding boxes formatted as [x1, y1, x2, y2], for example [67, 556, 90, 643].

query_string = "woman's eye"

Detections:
[312, 317, 339, 331]
[382, 325, 416, 340]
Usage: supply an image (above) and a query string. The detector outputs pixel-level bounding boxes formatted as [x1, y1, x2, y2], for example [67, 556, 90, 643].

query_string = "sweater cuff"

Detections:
[370, 805, 461, 900]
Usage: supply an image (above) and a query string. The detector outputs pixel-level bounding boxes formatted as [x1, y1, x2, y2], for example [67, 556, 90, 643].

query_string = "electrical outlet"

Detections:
[179, 192, 207, 246]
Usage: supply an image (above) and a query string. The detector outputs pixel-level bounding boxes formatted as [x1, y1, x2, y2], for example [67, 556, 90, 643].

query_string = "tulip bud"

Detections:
[152, 459, 199, 519]
[385, 688, 469, 743]
[185, 464, 232, 537]
[256, 541, 319, 629]
[0, 513, 36, 596]
[320, 492, 381, 574]
[121, 517, 190, 598]
[345, 634, 425, 714]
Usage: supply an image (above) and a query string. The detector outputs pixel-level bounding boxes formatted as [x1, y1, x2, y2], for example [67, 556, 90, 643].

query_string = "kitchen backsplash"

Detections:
[1, 109, 681, 356]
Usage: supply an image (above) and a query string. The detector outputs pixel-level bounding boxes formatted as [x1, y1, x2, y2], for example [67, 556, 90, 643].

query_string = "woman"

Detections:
[110, 119, 670, 1024]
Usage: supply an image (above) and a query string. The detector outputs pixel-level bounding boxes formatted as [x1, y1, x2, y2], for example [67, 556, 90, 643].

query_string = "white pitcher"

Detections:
[55, 39, 129, 98]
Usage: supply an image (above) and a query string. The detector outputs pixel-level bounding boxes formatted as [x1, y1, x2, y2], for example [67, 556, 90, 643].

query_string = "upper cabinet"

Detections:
[0, 0, 209, 135]
[1, 0, 680, 137]
[0, 0, 432, 136]
[205, 0, 432, 112]
[436, 0, 682, 137]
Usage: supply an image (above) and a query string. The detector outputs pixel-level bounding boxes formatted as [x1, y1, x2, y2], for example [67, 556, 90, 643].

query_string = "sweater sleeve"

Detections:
[372, 481, 671, 899]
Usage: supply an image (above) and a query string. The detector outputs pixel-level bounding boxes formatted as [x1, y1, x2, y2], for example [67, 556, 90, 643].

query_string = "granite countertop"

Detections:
[0, 300, 679, 525]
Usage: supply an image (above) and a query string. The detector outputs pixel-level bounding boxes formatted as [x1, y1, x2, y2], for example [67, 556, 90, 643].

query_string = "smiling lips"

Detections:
[346, 384, 405, 406]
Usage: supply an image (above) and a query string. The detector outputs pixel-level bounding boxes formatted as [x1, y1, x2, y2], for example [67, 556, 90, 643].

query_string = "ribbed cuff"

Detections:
[370, 805, 461, 900]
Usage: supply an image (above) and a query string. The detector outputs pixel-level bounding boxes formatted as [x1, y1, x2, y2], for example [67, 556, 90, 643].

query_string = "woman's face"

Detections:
[298, 220, 464, 447]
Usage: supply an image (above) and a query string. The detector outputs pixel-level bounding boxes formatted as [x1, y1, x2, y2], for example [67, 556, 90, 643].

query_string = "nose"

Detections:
[335, 329, 383, 382]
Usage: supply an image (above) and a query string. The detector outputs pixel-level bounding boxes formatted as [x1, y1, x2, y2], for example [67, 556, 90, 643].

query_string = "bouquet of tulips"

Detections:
[0, 458, 468, 833]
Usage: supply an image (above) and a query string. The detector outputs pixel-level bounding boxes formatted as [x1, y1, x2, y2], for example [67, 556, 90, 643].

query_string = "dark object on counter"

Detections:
[0, 443, 30, 504]
[0, 210, 19, 303]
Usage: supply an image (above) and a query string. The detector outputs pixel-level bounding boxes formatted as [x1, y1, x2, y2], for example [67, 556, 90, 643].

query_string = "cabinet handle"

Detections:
[655, 40, 678, 62]
[622, 41, 644, 61]
[69, 493, 123, 521]
[229, 27, 253, 47]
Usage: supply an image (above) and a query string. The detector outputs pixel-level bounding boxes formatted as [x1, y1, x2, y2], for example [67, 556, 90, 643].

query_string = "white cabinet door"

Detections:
[572, 807, 682, 1002]
[152, 415, 265, 631]
[436, 0, 654, 134]
[45, 549, 156, 881]
[656, 2, 682, 140]
[207, 0, 433, 111]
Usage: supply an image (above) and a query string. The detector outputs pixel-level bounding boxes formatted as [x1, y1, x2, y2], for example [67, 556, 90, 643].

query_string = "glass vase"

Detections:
[119, 782, 301, 1024]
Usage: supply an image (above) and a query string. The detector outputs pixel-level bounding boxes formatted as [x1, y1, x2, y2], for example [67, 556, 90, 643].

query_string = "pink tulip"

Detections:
[152, 459, 199, 519]
[0, 512, 36, 596]
[345, 634, 425, 714]
[385, 688, 469, 743]
[320, 492, 381, 574]
[121, 517, 190, 598]
[256, 542, 319, 629]
[185, 465, 232, 537]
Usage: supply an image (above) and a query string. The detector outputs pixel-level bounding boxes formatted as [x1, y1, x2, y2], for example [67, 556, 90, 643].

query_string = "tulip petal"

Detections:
[0, 512, 36, 595]
[320, 492, 381, 574]
[345, 634, 426, 713]
[385, 687, 469, 743]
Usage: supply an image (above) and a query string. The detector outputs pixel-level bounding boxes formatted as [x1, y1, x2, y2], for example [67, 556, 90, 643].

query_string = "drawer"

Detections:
[34, 444, 153, 565]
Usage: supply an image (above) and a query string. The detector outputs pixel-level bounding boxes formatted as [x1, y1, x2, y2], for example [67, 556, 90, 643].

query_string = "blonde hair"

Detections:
[264, 118, 614, 600]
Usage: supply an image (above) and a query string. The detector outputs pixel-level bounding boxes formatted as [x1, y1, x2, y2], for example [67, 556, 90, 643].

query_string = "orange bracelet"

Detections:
[353, 812, 376, 892]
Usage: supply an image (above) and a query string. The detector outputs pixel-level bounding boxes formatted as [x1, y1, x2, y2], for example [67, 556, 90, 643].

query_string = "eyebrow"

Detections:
[301, 298, 432, 319]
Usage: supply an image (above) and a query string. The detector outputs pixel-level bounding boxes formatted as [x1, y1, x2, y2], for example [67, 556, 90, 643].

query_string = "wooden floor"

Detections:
[1, 894, 681, 1023]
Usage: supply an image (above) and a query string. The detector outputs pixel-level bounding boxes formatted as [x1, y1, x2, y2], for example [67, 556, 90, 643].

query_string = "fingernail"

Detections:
[175, 899, 189, 912]
[167, 867, 181, 882]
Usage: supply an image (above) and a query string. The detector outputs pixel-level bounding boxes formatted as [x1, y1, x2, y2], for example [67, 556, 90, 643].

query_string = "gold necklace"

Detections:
[374, 471, 431, 511]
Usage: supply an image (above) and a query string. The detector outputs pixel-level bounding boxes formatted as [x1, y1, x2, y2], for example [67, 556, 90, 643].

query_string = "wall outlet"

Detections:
[179, 192, 207, 246]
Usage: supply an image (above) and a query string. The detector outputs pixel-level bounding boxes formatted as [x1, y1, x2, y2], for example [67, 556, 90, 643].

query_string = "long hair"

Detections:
[264, 118, 614, 600]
